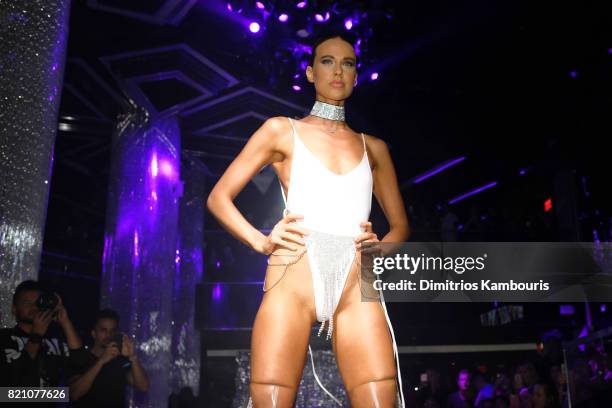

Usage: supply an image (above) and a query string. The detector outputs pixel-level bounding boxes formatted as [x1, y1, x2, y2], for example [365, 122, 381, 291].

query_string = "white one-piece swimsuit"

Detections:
[267, 117, 405, 407]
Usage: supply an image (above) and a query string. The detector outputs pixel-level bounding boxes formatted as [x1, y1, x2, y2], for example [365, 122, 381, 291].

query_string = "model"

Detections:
[207, 32, 410, 407]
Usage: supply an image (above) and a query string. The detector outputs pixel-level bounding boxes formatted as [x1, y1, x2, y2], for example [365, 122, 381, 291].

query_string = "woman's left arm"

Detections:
[368, 135, 410, 243]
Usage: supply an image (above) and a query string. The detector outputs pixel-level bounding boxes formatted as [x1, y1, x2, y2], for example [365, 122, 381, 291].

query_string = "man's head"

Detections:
[457, 369, 471, 391]
[12, 280, 43, 324]
[91, 308, 120, 348]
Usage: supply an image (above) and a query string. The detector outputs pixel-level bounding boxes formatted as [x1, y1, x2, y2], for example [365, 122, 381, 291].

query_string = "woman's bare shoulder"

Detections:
[362, 133, 389, 153]
[362, 133, 392, 167]
[249, 116, 293, 151]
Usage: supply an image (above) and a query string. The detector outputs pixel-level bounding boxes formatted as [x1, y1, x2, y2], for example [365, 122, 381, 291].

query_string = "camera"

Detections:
[36, 291, 58, 312]
[108, 330, 123, 351]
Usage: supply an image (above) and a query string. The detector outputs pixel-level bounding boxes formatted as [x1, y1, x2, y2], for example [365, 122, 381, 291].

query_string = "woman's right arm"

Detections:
[206, 116, 307, 255]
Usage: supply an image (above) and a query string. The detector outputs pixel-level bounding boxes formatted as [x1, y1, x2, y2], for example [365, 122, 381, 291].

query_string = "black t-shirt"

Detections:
[0, 325, 87, 408]
[70, 349, 131, 408]
[0, 325, 85, 387]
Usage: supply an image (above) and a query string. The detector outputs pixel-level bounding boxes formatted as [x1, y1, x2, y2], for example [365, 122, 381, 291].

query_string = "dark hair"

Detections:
[95, 308, 120, 326]
[12, 280, 42, 306]
[309, 30, 359, 67]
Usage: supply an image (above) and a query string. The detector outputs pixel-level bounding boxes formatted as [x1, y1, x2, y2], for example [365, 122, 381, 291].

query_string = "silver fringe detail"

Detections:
[305, 229, 356, 340]
[309, 100, 346, 121]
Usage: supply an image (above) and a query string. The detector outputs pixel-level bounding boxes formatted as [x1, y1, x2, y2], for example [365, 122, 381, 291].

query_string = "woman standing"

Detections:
[207, 32, 410, 407]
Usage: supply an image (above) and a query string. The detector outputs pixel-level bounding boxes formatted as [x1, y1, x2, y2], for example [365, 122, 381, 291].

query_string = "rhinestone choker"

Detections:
[309, 100, 345, 121]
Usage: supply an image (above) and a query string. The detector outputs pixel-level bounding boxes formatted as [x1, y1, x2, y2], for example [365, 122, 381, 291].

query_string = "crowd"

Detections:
[0, 280, 149, 407]
[408, 344, 612, 407]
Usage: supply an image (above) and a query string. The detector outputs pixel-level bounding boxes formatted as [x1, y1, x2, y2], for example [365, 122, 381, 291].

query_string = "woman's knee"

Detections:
[249, 381, 298, 408]
[347, 377, 398, 408]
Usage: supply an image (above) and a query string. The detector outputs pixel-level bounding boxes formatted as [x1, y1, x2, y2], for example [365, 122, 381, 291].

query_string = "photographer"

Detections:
[69, 309, 149, 407]
[0, 280, 83, 387]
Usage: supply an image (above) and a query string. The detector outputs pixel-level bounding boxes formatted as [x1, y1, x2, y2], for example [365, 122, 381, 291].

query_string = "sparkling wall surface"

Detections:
[170, 155, 206, 393]
[0, 0, 71, 327]
[233, 349, 349, 407]
[101, 111, 181, 407]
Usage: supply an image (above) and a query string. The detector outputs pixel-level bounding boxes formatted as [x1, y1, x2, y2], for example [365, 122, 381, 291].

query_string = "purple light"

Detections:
[226, 3, 232, 11]
[296, 1, 307, 8]
[413, 156, 466, 184]
[608, 48, 612, 54]
[448, 181, 498, 205]
[569, 70, 578, 78]
[370, 72, 379, 80]
[292, 85, 301, 91]
[324, 11, 330, 21]
[215, 260, 221, 268]
[293, 73, 300, 79]
[213, 283, 222, 301]
[315, 13, 324, 22]
[159, 160, 175, 178]
[255, 1, 265, 9]
[601, 304, 607, 313]
[133, 230, 139, 257]
[278, 13, 288, 22]
[344, 18, 353, 30]
[560, 305, 575, 316]
[519, 168, 527, 175]
[150, 152, 158, 177]
[249, 22, 260, 33]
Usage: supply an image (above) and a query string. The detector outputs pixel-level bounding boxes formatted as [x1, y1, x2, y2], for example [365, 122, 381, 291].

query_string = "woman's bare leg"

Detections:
[332, 261, 399, 408]
[250, 251, 317, 407]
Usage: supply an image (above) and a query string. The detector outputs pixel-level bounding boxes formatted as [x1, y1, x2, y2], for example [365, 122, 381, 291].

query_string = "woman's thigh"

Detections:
[250, 249, 317, 388]
[332, 261, 397, 392]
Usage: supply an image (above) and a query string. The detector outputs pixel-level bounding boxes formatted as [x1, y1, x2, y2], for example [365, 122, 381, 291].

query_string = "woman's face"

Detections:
[306, 37, 357, 103]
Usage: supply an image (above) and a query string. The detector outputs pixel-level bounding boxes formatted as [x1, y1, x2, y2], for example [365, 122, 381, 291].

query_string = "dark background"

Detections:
[41, 0, 611, 349]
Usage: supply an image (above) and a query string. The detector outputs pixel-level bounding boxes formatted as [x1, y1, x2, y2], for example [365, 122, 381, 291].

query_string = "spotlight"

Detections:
[315, 13, 324, 22]
[226, 0, 244, 13]
[296, 28, 310, 38]
[568, 70, 578, 78]
[249, 22, 260, 33]
[255, 1, 265, 9]
[278, 13, 289, 22]
[370, 72, 379, 80]
[344, 18, 353, 30]
[292, 85, 301, 91]
[296, 1, 307, 8]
